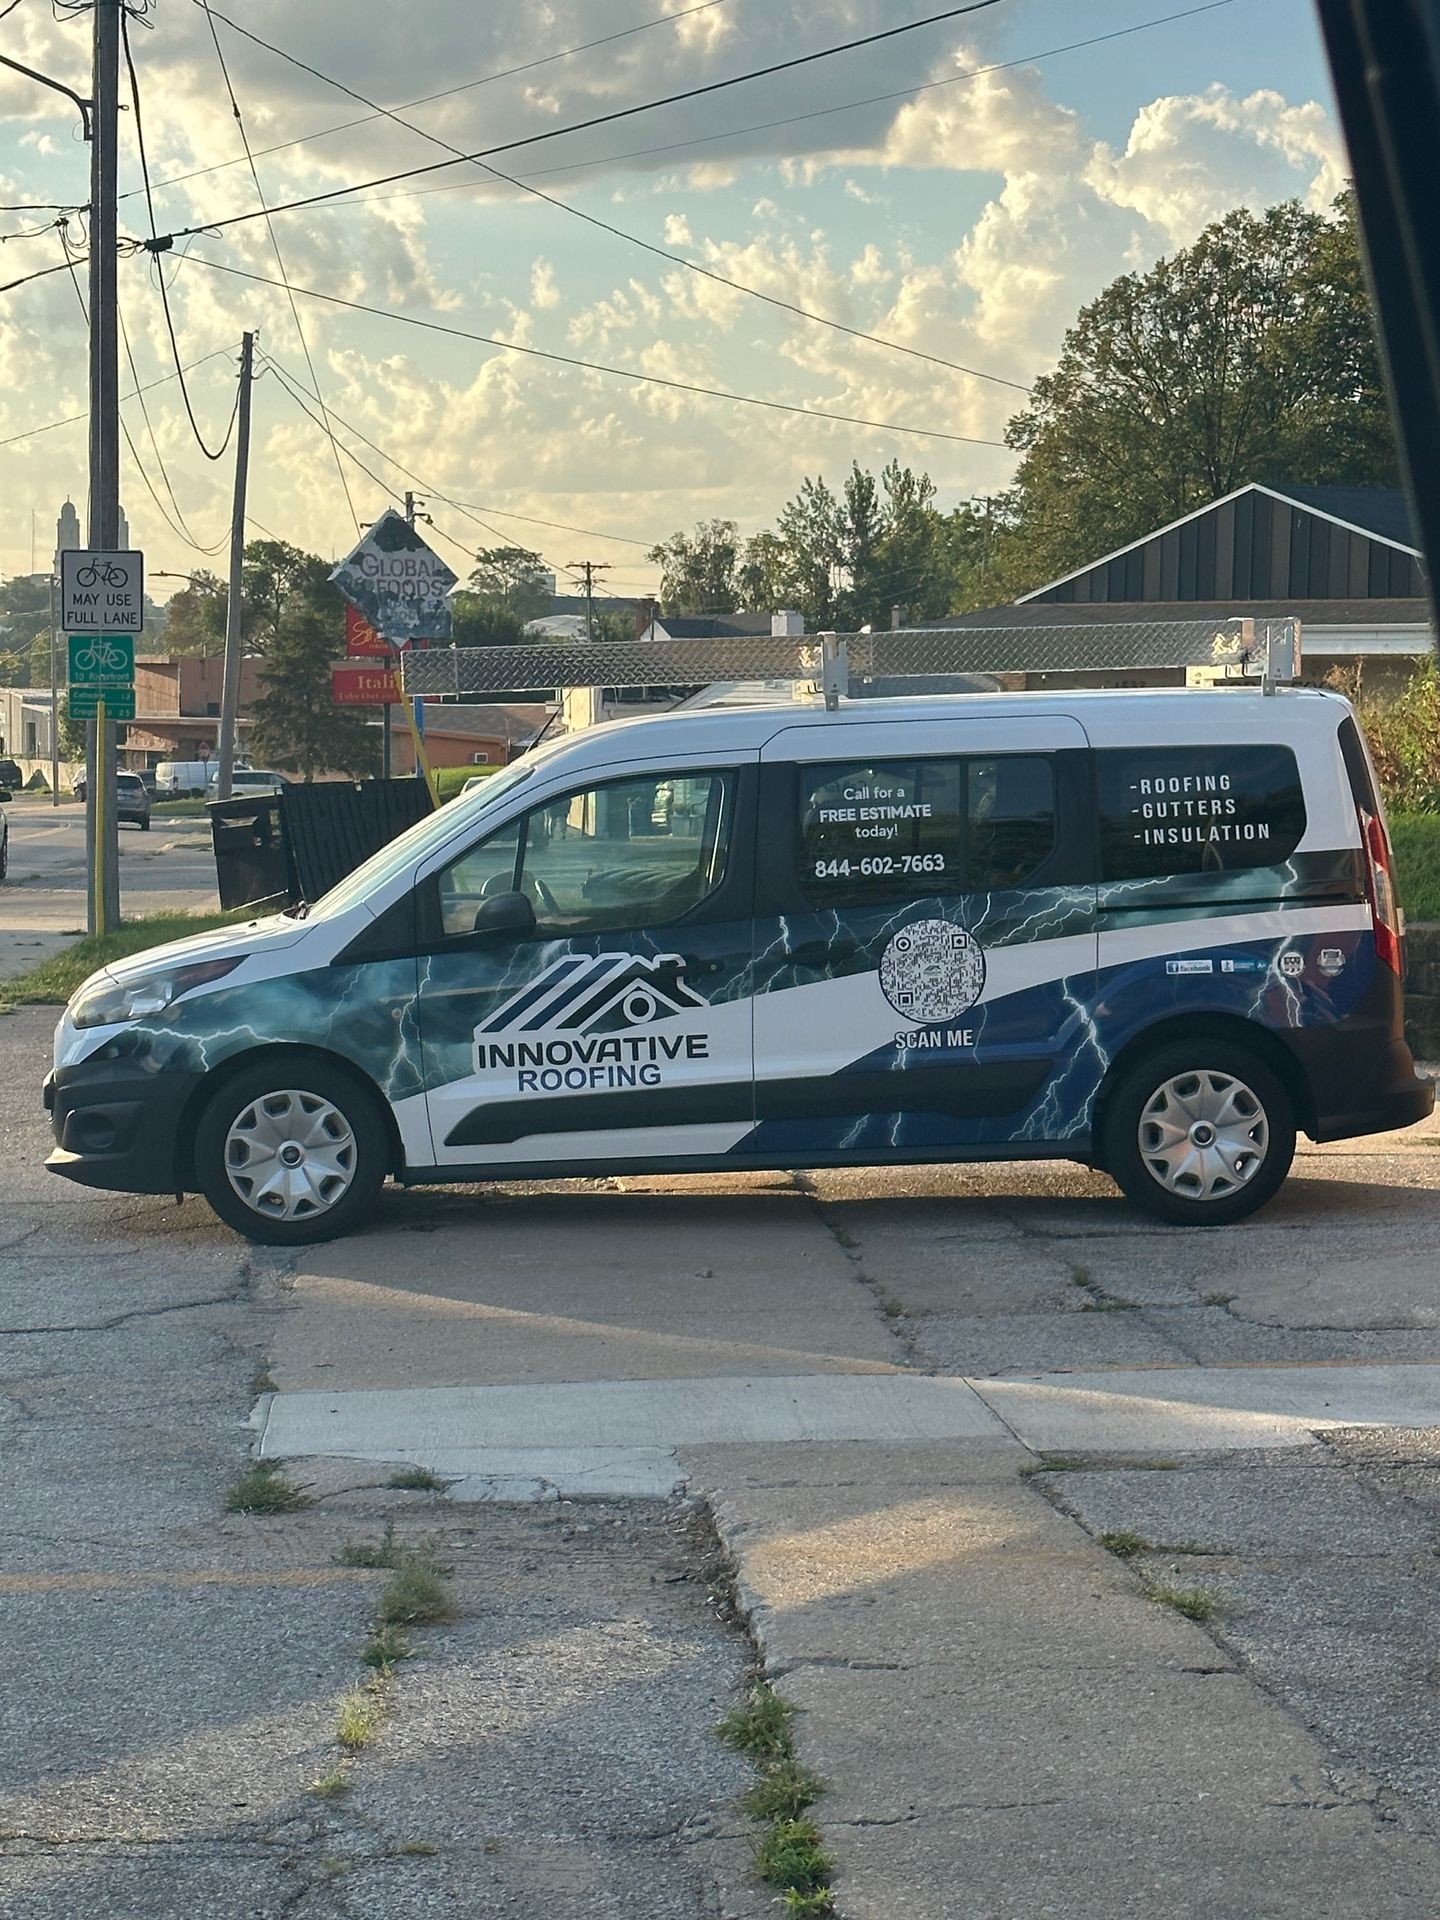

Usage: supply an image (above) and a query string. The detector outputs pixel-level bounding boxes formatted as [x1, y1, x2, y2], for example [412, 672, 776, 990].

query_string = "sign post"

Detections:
[330, 510, 456, 803]
[62, 549, 143, 933]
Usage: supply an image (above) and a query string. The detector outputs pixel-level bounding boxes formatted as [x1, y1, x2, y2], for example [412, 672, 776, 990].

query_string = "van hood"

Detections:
[98, 910, 308, 988]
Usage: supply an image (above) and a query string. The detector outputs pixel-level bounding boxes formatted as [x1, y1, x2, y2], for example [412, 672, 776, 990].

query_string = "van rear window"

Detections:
[1097, 745, 1306, 880]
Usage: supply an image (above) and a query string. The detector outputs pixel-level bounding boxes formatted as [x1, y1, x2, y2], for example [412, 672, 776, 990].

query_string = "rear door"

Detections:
[749, 715, 1098, 1157]
[414, 758, 757, 1170]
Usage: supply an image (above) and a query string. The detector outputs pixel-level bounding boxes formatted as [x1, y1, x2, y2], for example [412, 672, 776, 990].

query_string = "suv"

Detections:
[42, 687, 1434, 1243]
[208, 768, 286, 798]
[0, 757, 22, 790]
[70, 769, 151, 829]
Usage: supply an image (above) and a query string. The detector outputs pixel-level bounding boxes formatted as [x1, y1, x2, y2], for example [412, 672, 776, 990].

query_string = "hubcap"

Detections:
[224, 1089, 357, 1222]
[1137, 1069, 1269, 1203]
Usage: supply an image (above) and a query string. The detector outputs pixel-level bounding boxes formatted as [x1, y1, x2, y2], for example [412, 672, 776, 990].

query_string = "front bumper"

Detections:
[44, 1060, 204, 1194]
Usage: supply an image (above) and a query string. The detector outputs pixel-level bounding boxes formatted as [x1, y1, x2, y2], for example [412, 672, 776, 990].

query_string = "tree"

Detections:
[162, 572, 226, 656]
[647, 519, 739, 612]
[240, 540, 333, 652]
[1002, 194, 1399, 588]
[0, 576, 54, 687]
[774, 478, 844, 626]
[56, 691, 87, 761]
[250, 604, 378, 781]
[469, 545, 551, 620]
[450, 593, 527, 648]
[736, 530, 790, 610]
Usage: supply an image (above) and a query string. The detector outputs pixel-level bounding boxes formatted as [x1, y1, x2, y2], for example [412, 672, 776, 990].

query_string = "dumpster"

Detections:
[279, 779, 434, 905]
[209, 795, 294, 911]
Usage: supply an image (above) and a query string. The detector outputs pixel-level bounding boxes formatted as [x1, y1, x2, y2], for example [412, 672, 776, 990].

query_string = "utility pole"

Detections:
[215, 331, 254, 804]
[86, 0, 120, 937]
[568, 559, 611, 641]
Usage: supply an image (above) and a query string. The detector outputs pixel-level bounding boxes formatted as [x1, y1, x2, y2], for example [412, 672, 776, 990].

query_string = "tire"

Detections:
[138, 815, 151, 831]
[0, 828, 7, 882]
[1100, 1039, 1295, 1227]
[193, 1059, 389, 1245]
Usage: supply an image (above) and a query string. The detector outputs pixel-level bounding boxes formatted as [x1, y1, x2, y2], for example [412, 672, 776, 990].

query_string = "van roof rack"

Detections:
[401, 615, 1301, 706]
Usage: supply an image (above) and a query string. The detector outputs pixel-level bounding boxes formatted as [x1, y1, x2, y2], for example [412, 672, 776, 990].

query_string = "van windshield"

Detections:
[305, 762, 536, 922]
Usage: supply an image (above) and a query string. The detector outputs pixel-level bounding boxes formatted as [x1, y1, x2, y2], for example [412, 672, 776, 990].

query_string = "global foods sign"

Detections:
[330, 508, 457, 643]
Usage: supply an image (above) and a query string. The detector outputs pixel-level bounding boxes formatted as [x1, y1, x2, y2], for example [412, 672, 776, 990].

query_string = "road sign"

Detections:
[344, 603, 389, 657]
[61, 549, 144, 634]
[332, 662, 400, 706]
[68, 686, 135, 721]
[329, 509, 456, 643]
[69, 630, 135, 689]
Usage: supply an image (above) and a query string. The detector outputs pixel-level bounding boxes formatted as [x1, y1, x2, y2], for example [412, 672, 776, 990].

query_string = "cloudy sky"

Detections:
[0, 0, 1344, 603]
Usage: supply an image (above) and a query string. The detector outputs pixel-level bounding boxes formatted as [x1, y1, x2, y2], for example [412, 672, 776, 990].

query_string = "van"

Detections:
[155, 760, 213, 798]
[42, 688, 1433, 1243]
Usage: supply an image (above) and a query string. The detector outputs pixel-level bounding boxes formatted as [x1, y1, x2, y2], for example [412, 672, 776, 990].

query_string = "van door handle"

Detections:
[679, 955, 724, 976]
[783, 936, 861, 967]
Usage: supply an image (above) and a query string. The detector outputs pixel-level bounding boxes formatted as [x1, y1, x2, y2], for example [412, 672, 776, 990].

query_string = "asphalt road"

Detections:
[0, 796, 218, 979]
[6, 990, 1440, 1915]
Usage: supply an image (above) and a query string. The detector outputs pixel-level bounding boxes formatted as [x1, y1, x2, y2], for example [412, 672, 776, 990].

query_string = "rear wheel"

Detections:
[194, 1059, 388, 1244]
[1101, 1041, 1295, 1226]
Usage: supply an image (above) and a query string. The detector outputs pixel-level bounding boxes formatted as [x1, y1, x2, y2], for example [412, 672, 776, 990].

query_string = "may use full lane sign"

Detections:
[330, 508, 456, 644]
[60, 549, 144, 634]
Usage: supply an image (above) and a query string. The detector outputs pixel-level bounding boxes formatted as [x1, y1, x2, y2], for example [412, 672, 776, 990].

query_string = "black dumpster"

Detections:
[209, 795, 294, 911]
[278, 778, 434, 905]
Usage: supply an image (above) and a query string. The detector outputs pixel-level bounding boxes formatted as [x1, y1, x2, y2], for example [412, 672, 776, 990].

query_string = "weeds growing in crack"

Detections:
[340, 1522, 405, 1569]
[361, 1623, 413, 1670]
[1098, 1530, 1150, 1559]
[378, 1560, 455, 1628]
[1147, 1581, 1223, 1623]
[719, 1679, 835, 1916]
[1019, 1452, 1085, 1477]
[337, 1682, 388, 1751]
[224, 1460, 308, 1515]
[309, 1766, 351, 1800]
[388, 1465, 449, 1492]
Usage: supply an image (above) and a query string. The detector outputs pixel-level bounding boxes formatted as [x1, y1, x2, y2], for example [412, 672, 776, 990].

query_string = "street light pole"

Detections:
[85, 0, 120, 935]
[216, 331, 254, 804]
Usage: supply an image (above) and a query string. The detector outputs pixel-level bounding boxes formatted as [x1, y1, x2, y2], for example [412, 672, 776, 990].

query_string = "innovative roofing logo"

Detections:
[476, 952, 707, 1037]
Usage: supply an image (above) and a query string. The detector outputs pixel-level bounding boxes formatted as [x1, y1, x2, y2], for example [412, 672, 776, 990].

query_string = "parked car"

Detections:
[0, 756, 22, 790]
[70, 769, 151, 829]
[42, 685, 1434, 1244]
[207, 768, 286, 798]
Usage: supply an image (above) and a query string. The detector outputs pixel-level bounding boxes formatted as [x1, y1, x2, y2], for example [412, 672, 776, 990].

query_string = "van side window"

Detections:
[1096, 746, 1306, 881]
[437, 770, 735, 938]
[797, 755, 1056, 905]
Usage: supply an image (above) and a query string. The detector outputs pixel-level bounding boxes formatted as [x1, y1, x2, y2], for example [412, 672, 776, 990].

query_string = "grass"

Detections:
[224, 1460, 309, 1515]
[1147, 1581, 1223, 1623]
[0, 907, 248, 1010]
[1393, 811, 1440, 923]
[434, 764, 502, 803]
[309, 1766, 351, 1800]
[387, 1465, 449, 1493]
[719, 1680, 835, 1917]
[1098, 1530, 1151, 1560]
[336, 1684, 388, 1751]
[376, 1560, 455, 1628]
[1019, 1452, 1086, 1477]
[340, 1523, 405, 1570]
[360, 1624, 414, 1670]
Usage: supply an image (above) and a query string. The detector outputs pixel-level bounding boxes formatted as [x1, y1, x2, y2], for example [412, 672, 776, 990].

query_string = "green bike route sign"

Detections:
[68, 633, 136, 720]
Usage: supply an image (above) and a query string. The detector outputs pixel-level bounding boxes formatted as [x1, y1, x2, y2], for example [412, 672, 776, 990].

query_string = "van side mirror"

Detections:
[471, 891, 536, 939]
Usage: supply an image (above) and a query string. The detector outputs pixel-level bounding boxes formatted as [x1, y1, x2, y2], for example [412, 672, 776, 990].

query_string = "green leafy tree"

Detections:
[647, 518, 739, 613]
[0, 576, 55, 687]
[240, 540, 334, 652]
[56, 691, 87, 760]
[1002, 194, 1399, 589]
[250, 605, 379, 781]
[450, 594, 527, 647]
[736, 530, 790, 609]
[469, 545, 551, 620]
[162, 572, 226, 656]
[774, 477, 844, 627]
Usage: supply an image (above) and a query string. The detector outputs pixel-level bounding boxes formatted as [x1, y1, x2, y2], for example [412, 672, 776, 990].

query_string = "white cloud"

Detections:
[663, 213, 693, 247]
[530, 259, 560, 309]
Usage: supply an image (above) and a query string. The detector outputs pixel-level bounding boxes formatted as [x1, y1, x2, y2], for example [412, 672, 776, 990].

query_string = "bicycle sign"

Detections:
[68, 631, 134, 695]
[61, 548, 144, 634]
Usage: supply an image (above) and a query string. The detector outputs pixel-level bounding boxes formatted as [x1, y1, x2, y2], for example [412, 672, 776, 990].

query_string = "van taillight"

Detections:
[1361, 809, 1403, 975]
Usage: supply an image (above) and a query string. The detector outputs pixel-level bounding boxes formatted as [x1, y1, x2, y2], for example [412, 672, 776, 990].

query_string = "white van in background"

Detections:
[156, 760, 216, 797]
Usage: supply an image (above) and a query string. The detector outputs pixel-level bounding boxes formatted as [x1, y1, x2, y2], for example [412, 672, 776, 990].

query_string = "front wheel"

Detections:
[194, 1060, 389, 1244]
[1100, 1041, 1295, 1226]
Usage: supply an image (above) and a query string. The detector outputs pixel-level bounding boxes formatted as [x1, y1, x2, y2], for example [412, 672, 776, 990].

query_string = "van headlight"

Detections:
[69, 956, 246, 1029]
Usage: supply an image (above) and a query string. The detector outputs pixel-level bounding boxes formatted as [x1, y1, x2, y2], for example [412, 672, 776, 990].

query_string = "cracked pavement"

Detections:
[8, 987, 1440, 1915]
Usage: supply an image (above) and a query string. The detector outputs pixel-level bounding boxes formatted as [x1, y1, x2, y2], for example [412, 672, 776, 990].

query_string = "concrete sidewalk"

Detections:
[697, 1438, 1440, 1919]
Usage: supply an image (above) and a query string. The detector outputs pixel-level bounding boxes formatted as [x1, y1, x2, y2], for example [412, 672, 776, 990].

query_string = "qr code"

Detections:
[879, 919, 986, 1023]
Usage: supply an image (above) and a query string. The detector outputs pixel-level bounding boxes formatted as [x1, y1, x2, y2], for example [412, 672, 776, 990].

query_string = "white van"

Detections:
[43, 688, 1432, 1243]
[155, 760, 213, 797]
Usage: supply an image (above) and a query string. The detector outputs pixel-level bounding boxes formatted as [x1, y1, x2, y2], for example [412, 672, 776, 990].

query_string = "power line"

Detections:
[401, 1, 1242, 197]
[194, 0, 358, 532]
[137, 1, 1005, 251]
[125, 0, 736, 208]
[0, 346, 240, 450]
[193, 2, 1028, 395]
[175, 255, 1013, 448]
[121, 10, 239, 461]
[0, 254, 87, 296]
